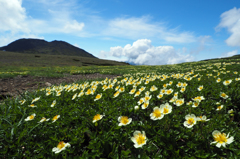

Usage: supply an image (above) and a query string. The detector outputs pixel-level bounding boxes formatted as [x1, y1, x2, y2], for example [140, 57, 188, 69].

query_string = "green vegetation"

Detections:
[1, 57, 240, 158]
[0, 50, 129, 78]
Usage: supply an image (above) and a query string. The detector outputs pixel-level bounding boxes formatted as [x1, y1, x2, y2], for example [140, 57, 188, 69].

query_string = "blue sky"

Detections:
[1, 0, 240, 65]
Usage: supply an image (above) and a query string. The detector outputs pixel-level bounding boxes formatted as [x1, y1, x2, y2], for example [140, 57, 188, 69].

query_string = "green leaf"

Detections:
[121, 149, 131, 156]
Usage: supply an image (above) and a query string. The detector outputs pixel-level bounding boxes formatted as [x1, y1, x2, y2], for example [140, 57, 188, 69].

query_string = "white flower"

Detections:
[92, 114, 104, 123]
[165, 89, 173, 95]
[19, 99, 26, 105]
[174, 98, 184, 106]
[94, 93, 102, 101]
[72, 93, 77, 100]
[197, 85, 203, 91]
[139, 86, 146, 92]
[183, 114, 197, 128]
[134, 106, 139, 110]
[113, 91, 120, 98]
[228, 109, 234, 114]
[150, 85, 158, 92]
[223, 80, 232, 86]
[131, 131, 147, 148]
[52, 115, 60, 123]
[50, 100, 56, 107]
[141, 101, 149, 109]
[159, 103, 172, 115]
[28, 104, 37, 108]
[150, 107, 164, 120]
[78, 92, 84, 97]
[118, 116, 132, 126]
[52, 141, 71, 154]
[129, 88, 136, 94]
[210, 130, 234, 148]
[144, 95, 152, 102]
[220, 92, 228, 99]
[39, 117, 50, 123]
[192, 101, 200, 108]
[216, 105, 224, 111]
[31, 97, 40, 104]
[25, 113, 36, 121]
[196, 115, 210, 122]
[157, 93, 164, 99]
[137, 98, 145, 105]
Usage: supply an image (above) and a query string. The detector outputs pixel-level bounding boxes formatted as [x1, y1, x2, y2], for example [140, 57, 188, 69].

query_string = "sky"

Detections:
[0, 0, 240, 65]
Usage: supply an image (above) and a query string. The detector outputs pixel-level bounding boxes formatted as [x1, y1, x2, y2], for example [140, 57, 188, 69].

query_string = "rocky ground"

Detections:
[0, 73, 121, 102]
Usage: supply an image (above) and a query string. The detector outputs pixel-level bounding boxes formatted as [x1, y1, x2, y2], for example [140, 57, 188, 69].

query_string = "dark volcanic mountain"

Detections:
[0, 38, 97, 58]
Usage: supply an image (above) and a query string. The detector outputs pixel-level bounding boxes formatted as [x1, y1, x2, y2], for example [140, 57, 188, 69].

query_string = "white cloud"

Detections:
[63, 20, 84, 33]
[103, 16, 196, 43]
[104, 39, 194, 65]
[0, 0, 29, 33]
[216, 7, 240, 47]
[0, 0, 86, 46]
[220, 50, 238, 58]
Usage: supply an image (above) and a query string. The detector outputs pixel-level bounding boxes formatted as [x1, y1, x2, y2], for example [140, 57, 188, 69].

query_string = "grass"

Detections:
[1, 57, 240, 158]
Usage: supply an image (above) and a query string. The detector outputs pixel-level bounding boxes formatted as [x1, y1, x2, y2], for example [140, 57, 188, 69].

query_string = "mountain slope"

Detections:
[0, 38, 96, 58]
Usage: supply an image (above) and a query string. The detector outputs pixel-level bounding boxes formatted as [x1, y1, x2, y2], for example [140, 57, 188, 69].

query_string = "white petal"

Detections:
[52, 147, 58, 152]
[216, 143, 222, 148]
[227, 136, 234, 144]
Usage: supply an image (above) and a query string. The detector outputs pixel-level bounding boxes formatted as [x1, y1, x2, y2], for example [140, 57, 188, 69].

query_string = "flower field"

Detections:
[1, 59, 240, 158]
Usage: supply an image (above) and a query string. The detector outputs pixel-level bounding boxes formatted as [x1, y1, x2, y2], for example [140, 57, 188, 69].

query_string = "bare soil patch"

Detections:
[0, 73, 121, 101]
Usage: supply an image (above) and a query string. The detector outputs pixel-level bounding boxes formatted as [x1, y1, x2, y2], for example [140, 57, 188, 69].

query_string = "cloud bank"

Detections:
[103, 39, 194, 65]
[220, 50, 238, 58]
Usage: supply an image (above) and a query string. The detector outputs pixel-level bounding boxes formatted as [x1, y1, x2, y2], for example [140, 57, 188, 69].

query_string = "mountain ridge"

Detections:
[0, 38, 97, 58]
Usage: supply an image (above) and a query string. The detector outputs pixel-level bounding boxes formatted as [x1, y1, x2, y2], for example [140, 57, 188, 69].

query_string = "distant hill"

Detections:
[0, 38, 96, 58]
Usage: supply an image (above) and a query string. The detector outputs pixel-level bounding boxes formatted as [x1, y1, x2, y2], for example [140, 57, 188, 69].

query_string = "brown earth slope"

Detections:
[0, 73, 121, 102]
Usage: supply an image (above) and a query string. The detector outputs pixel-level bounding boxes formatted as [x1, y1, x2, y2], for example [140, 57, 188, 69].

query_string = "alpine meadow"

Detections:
[1, 56, 240, 158]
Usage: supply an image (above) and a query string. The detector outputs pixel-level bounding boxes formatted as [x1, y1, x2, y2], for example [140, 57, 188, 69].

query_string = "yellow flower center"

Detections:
[153, 109, 162, 118]
[167, 90, 172, 94]
[221, 93, 226, 97]
[135, 134, 146, 145]
[143, 103, 148, 108]
[57, 141, 66, 150]
[131, 89, 135, 93]
[120, 116, 129, 124]
[214, 133, 227, 144]
[93, 114, 101, 121]
[29, 115, 34, 120]
[145, 96, 150, 100]
[114, 91, 119, 97]
[187, 118, 195, 125]
[163, 108, 169, 114]
[30, 104, 35, 107]
[177, 100, 183, 105]
[96, 94, 101, 99]
[194, 102, 199, 106]
[53, 115, 59, 121]
[136, 91, 140, 95]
